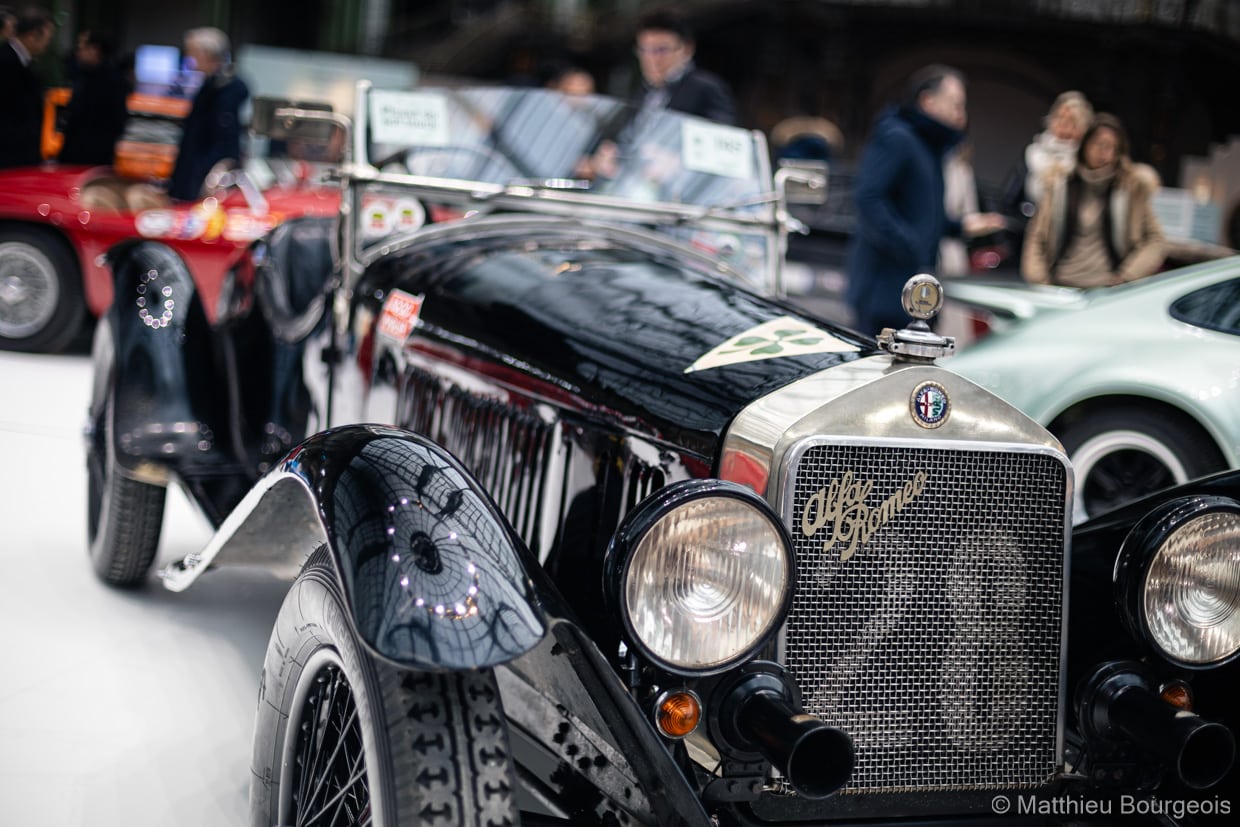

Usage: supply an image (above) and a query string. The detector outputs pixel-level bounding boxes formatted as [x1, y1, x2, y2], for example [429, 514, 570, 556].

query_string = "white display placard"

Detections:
[681, 120, 753, 179]
[369, 91, 451, 147]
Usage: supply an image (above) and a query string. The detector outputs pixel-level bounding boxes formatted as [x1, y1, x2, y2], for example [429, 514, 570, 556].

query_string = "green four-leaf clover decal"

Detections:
[719, 328, 825, 357]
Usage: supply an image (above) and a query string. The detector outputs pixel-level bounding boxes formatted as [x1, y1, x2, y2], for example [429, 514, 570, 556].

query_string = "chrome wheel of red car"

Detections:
[0, 227, 85, 353]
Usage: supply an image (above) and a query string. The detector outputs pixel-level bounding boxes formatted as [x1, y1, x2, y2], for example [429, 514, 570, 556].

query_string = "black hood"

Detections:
[364, 225, 877, 457]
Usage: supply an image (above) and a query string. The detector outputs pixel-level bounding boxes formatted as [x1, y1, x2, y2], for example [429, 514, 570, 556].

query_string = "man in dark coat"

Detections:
[573, 9, 737, 182]
[1, 7, 17, 41]
[0, 6, 55, 169]
[58, 30, 130, 166]
[167, 26, 249, 202]
[632, 8, 736, 125]
[844, 65, 1004, 334]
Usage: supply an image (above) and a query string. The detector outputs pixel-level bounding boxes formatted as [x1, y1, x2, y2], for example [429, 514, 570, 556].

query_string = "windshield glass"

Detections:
[364, 87, 771, 211]
[355, 86, 778, 288]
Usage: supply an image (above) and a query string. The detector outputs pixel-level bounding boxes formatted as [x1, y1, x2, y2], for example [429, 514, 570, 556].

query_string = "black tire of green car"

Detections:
[251, 548, 520, 827]
[0, 225, 86, 353]
[86, 319, 167, 586]
[1059, 407, 1226, 522]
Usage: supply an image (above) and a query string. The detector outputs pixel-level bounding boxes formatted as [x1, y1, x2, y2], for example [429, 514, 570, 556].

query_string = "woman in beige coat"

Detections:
[1022, 113, 1166, 287]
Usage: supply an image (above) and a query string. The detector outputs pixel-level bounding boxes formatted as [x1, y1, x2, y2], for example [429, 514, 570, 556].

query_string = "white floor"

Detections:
[0, 348, 290, 825]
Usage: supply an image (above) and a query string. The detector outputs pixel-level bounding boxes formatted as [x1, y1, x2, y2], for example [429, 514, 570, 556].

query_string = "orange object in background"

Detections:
[42, 88, 191, 180]
[113, 141, 180, 180]
[40, 87, 72, 160]
[125, 93, 192, 119]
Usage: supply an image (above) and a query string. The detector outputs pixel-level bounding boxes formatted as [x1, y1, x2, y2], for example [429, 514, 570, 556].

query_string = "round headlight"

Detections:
[611, 481, 794, 675]
[1116, 497, 1240, 668]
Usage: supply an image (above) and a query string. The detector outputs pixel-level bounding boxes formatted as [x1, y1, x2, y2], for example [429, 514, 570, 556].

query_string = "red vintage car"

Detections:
[0, 162, 340, 352]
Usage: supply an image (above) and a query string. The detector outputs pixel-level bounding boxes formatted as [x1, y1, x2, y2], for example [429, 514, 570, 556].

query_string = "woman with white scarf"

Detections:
[1024, 91, 1093, 206]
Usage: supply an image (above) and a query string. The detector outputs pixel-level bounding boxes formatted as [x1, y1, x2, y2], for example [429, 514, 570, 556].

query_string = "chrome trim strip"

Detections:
[348, 163, 778, 231]
[721, 355, 1066, 500]
[357, 213, 754, 285]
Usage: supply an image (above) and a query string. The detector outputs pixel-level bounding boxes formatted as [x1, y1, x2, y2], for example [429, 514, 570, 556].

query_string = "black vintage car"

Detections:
[86, 84, 1238, 826]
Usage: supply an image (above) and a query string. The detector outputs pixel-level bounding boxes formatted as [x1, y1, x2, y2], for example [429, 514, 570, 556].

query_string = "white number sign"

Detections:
[369, 91, 451, 147]
[681, 120, 753, 179]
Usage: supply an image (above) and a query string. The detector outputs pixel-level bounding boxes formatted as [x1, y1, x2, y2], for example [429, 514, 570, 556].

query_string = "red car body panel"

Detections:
[0, 164, 340, 323]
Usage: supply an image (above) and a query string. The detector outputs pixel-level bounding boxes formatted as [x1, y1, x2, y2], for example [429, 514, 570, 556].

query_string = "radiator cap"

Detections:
[876, 273, 955, 361]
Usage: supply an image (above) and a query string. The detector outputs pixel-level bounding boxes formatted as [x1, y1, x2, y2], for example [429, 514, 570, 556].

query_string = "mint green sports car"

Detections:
[944, 257, 1240, 522]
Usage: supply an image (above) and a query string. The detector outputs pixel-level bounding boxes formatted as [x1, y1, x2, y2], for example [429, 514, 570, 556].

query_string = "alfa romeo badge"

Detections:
[911, 381, 950, 428]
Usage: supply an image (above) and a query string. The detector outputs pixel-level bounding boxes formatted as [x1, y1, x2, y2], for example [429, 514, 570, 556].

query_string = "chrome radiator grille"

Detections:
[782, 441, 1067, 793]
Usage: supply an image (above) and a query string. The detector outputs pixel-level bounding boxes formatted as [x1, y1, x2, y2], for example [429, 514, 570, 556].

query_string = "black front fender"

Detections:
[163, 424, 548, 671]
[105, 240, 222, 481]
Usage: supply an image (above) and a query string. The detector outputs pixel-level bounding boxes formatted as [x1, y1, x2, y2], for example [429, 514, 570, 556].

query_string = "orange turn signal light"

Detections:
[1160, 681, 1193, 711]
[656, 690, 702, 739]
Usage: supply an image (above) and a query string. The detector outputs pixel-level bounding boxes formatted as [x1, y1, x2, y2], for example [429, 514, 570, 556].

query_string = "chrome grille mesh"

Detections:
[783, 442, 1067, 793]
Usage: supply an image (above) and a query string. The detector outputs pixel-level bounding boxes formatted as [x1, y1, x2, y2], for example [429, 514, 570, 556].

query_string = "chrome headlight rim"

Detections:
[604, 479, 796, 677]
[1114, 495, 1240, 670]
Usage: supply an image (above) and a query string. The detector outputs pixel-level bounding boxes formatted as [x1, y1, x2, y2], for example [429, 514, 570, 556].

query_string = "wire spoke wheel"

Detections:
[285, 651, 372, 826]
[253, 550, 521, 827]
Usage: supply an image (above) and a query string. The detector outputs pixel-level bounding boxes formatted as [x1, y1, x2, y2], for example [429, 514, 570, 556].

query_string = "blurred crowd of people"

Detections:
[841, 66, 1167, 331]
[1, 5, 133, 171]
[843, 65, 1006, 332]
[2, 6, 248, 207]
[504, 5, 1172, 329]
[3, 2, 1169, 301]
[1020, 104, 1165, 287]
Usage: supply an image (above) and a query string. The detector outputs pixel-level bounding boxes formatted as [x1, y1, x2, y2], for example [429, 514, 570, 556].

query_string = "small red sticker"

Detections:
[376, 289, 424, 342]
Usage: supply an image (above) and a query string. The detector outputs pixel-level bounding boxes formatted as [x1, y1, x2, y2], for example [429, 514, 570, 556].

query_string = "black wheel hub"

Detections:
[1083, 448, 1176, 517]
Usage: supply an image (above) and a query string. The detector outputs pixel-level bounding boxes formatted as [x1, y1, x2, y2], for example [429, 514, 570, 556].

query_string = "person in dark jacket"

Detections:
[0, 6, 55, 169]
[58, 30, 130, 166]
[631, 8, 736, 125]
[1, 6, 17, 41]
[167, 26, 249, 202]
[575, 8, 737, 181]
[844, 64, 1003, 334]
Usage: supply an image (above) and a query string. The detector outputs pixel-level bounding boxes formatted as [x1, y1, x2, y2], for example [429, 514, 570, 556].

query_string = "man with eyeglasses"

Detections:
[572, 8, 737, 182]
[632, 8, 736, 125]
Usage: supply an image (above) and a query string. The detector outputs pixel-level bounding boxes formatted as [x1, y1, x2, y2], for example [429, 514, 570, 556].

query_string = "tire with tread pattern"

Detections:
[251, 548, 519, 827]
[86, 320, 167, 587]
[0, 225, 85, 353]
